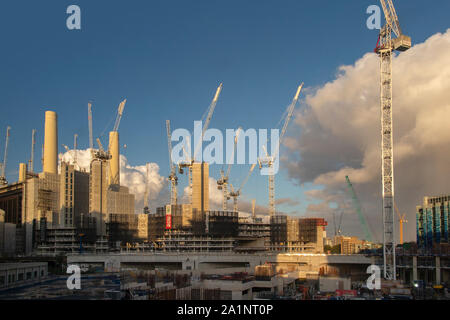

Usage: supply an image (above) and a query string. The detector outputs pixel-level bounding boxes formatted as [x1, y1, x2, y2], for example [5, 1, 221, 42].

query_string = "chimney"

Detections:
[109, 131, 120, 186]
[18, 163, 27, 182]
[43, 111, 58, 174]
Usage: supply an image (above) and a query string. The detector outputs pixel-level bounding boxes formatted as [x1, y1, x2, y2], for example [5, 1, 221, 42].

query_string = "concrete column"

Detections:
[413, 256, 418, 281]
[43, 111, 58, 174]
[436, 256, 441, 285]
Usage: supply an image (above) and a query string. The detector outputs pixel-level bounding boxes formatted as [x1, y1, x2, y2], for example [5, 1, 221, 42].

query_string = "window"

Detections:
[26, 272, 32, 280]
[18, 273, 24, 281]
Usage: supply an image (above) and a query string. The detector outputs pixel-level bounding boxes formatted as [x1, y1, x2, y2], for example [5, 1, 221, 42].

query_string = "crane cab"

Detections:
[393, 34, 411, 52]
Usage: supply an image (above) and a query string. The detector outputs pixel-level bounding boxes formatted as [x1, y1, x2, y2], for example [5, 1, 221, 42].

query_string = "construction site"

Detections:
[0, 0, 449, 301]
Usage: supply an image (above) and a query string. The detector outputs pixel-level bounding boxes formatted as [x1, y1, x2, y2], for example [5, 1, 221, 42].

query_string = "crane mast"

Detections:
[375, 0, 411, 280]
[179, 83, 222, 206]
[217, 127, 242, 210]
[345, 176, 373, 242]
[143, 163, 150, 214]
[229, 163, 256, 212]
[251, 199, 256, 219]
[166, 120, 178, 206]
[0, 126, 11, 186]
[394, 202, 407, 245]
[88, 102, 93, 149]
[29, 129, 36, 173]
[258, 83, 303, 216]
[74, 134, 78, 169]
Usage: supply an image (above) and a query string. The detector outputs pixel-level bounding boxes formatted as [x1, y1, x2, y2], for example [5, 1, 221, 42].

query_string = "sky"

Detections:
[1, 0, 450, 242]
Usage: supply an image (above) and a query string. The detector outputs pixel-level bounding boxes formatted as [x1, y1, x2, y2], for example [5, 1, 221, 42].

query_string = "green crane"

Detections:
[345, 176, 373, 242]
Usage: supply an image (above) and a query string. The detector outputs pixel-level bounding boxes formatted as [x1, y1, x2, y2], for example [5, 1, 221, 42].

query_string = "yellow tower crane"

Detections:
[394, 202, 407, 245]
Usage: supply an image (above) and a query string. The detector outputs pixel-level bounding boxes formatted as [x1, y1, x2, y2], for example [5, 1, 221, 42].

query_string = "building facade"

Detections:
[416, 195, 450, 248]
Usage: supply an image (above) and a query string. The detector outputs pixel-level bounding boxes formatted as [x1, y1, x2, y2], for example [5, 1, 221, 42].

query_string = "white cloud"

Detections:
[286, 29, 450, 242]
[59, 148, 167, 213]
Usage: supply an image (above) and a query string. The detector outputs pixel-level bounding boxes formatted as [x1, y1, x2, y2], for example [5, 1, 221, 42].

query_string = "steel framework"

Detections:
[376, 0, 411, 280]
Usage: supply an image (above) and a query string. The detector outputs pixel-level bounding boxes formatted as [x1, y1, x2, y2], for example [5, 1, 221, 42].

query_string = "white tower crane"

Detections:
[0, 126, 11, 186]
[29, 129, 36, 173]
[94, 138, 111, 161]
[258, 83, 303, 216]
[94, 99, 126, 162]
[88, 102, 93, 149]
[113, 99, 126, 132]
[179, 83, 223, 205]
[251, 199, 256, 219]
[217, 127, 242, 210]
[74, 134, 78, 168]
[166, 120, 178, 206]
[229, 163, 257, 212]
[61, 134, 79, 169]
[375, 0, 411, 280]
[143, 163, 151, 214]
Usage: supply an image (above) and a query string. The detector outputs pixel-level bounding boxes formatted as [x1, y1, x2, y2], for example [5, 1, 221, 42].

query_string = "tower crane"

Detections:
[61, 134, 79, 169]
[166, 120, 178, 206]
[88, 102, 93, 149]
[333, 210, 345, 237]
[74, 134, 78, 168]
[143, 163, 151, 214]
[375, 0, 411, 280]
[337, 210, 344, 236]
[217, 127, 242, 210]
[251, 199, 256, 219]
[94, 138, 111, 161]
[94, 99, 126, 162]
[0, 126, 11, 186]
[29, 129, 36, 173]
[345, 176, 373, 243]
[178, 83, 222, 205]
[113, 99, 127, 132]
[394, 202, 407, 245]
[258, 83, 303, 216]
[229, 163, 257, 212]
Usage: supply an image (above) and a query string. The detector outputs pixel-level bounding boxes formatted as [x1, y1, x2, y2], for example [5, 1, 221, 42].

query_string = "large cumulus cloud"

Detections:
[285, 30, 450, 242]
[59, 148, 166, 213]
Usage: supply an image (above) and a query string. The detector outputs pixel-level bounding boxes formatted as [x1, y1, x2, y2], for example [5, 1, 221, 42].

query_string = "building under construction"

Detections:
[0, 110, 136, 256]
[269, 216, 326, 253]
[0, 105, 328, 256]
[142, 199, 325, 253]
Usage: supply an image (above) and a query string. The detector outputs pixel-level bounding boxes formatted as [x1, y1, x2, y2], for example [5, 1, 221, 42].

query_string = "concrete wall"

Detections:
[0, 262, 48, 289]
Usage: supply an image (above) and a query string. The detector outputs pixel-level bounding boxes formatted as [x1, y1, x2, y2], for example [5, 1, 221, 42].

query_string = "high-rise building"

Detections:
[417, 195, 450, 248]
[59, 162, 89, 228]
[192, 162, 209, 213]
[89, 158, 109, 236]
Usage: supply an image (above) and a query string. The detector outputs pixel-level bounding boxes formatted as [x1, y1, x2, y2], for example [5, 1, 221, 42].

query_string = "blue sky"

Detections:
[1, 0, 449, 216]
